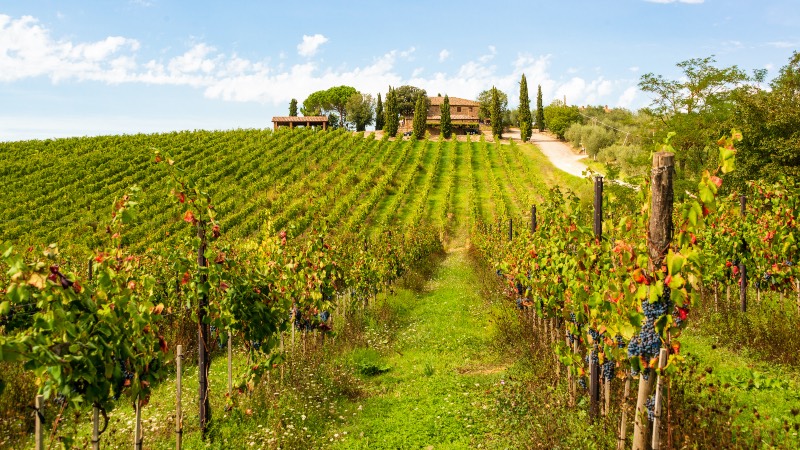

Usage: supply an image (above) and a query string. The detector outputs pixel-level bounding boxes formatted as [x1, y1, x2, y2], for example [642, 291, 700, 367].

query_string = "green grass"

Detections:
[329, 247, 516, 449]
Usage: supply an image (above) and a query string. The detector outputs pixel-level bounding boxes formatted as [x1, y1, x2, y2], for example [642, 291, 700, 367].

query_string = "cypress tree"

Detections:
[289, 98, 298, 116]
[536, 85, 545, 132]
[375, 93, 384, 131]
[490, 86, 502, 139]
[384, 87, 399, 137]
[518, 74, 532, 142]
[412, 94, 427, 139]
[440, 94, 452, 139]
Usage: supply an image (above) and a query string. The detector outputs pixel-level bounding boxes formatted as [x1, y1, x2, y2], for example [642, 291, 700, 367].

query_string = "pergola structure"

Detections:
[272, 116, 328, 130]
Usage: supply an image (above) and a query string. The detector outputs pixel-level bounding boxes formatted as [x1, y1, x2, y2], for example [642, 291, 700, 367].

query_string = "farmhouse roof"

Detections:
[272, 116, 328, 122]
[429, 96, 480, 107]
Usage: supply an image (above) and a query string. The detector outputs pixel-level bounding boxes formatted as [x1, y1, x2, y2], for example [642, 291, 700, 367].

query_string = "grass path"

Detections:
[331, 244, 513, 449]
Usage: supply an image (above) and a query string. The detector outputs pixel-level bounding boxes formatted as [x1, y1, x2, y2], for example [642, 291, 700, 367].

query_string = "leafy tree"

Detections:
[289, 99, 298, 116]
[536, 85, 545, 132]
[518, 74, 532, 141]
[490, 87, 502, 138]
[440, 94, 452, 139]
[375, 93, 384, 131]
[639, 56, 756, 178]
[384, 87, 399, 137]
[543, 100, 581, 139]
[345, 93, 375, 132]
[729, 51, 800, 186]
[394, 85, 429, 117]
[300, 86, 358, 128]
[478, 88, 508, 122]
[301, 90, 326, 116]
[412, 94, 427, 139]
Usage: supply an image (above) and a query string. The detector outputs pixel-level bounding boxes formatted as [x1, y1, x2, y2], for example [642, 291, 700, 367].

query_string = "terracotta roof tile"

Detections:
[272, 116, 329, 122]
[429, 96, 480, 107]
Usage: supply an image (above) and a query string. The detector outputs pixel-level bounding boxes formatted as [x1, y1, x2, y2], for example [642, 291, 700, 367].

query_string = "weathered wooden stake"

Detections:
[633, 151, 674, 450]
[92, 406, 100, 450]
[509, 218, 513, 241]
[228, 331, 233, 397]
[134, 397, 142, 450]
[589, 175, 603, 421]
[531, 205, 537, 233]
[197, 222, 210, 438]
[740, 194, 748, 313]
[652, 348, 669, 450]
[617, 373, 632, 450]
[176, 345, 183, 450]
[604, 378, 611, 417]
[35, 394, 43, 450]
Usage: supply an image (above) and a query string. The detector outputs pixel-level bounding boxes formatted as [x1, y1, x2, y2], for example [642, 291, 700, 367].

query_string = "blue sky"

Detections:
[1, 0, 798, 140]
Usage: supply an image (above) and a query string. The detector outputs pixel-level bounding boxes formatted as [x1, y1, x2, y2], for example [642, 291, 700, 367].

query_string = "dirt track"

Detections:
[529, 130, 588, 177]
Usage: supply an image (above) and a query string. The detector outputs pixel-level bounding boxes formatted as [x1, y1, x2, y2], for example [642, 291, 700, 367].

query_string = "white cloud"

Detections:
[296, 34, 328, 57]
[439, 49, 450, 62]
[767, 40, 799, 48]
[0, 13, 644, 120]
[645, 0, 704, 4]
[629, 66, 640, 72]
[0, 14, 140, 83]
[617, 86, 638, 108]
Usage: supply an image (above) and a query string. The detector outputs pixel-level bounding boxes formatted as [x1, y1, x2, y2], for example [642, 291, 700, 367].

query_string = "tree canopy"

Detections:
[289, 99, 298, 117]
[518, 74, 532, 142]
[536, 85, 545, 132]
[490, 87, 503, 138]
[543, 100, 581, 139]
[440, 95, 452, 139]
[394, 85, 429, 117]
[346, 93, 375, 132]
[384, 87, 399, 137]
[301, 86, 359, 128]
[375, 93, 384, 131]
[412, 94, 427, 139]
[478, 88, 508, 122]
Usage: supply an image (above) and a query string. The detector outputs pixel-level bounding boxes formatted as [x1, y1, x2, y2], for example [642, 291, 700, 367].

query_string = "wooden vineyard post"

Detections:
[134, 396, 143, 450]
[551, 318, 560, 383]
[604, 378, 611, 417]
[652, 348, 669, 450]
[35, 394, 43, 450]
[739, 194, 748, 312]
[531, 205, 537, 233]
[589, 175, 603, 421]
[617, 373, 632, 450]
[197, 222, 211, 438]
[176, 345, 183, 450]
[509, 218, 513, 241]
[633, 152, 674, 450]
[89, 261, 101, 450]
[228, 331, 233, 397]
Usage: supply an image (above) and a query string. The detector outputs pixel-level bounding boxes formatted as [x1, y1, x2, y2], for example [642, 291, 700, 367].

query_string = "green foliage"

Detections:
[729, 51, 800, 188]
[490, 87, 502, 138]
[536, 85, 545, 132]
[564, 124, 616, 157]
[393, 85, 428, 117]
[478, 88, 508, 122]
[288, 98, 298, 117]
[384, 87, 399, 136]
[518, 74, 532, 142]
[543, 100, 581, 139]
[301, 86, 359, 127]
[351, 348, 390, 376]
[412, 94, 427, 139]
[346, 93, 375, 132]
[375, 93, 384, 131]
[440, 94, 452, 139]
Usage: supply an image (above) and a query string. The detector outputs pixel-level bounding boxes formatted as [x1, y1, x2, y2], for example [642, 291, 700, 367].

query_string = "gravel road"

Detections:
[529, 130, 588, 177]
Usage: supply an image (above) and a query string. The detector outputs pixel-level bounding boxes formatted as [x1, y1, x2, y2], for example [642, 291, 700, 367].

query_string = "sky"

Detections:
[1, 0, 798, 141]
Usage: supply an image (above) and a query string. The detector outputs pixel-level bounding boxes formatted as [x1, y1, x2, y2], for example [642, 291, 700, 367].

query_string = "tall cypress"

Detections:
[440, 94, 452, 139]
[518, 74, 532, 142]
[536, 85, 545, 132]
[490, 86, 502, 139]
[289, 98, 298, 116]
[375, 93, 384, 131]
[384, 87, 399, 137]
[412, 94, 427, 139]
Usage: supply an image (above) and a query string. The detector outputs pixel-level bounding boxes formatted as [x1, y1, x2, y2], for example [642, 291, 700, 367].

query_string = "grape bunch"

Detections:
[602, 360, 615, 381]
[615, 334, 626, 349]
[578, 377, 587, 391]
[588, 328, 604, 343]
[515, 281, 525, 296]
[627, 320, 661, 360]
[645, 394, 656, 422]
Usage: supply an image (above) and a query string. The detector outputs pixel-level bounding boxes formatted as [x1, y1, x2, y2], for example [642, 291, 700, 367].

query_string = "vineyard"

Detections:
[1, 128, 800, 449]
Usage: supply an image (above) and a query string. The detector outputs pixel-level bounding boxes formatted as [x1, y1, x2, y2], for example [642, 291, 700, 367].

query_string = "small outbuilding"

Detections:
[272, 116, 328, 130]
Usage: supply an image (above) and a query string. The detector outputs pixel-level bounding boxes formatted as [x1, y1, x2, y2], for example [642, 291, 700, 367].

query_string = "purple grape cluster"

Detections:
[646, 394, 656, 422]
[602, 360, 615, 381]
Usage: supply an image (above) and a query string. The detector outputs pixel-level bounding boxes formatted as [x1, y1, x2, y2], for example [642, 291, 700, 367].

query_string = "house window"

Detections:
[457, 106, 462, 112]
